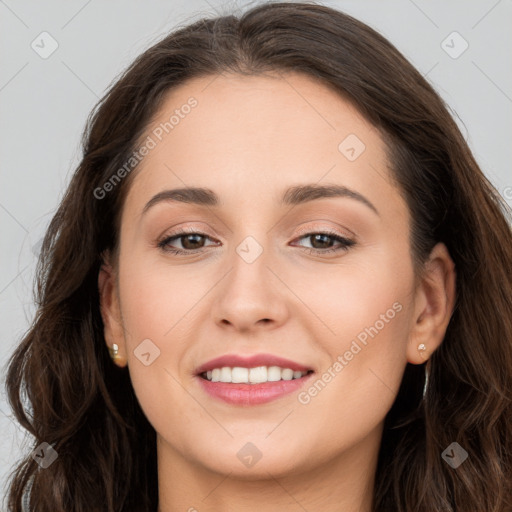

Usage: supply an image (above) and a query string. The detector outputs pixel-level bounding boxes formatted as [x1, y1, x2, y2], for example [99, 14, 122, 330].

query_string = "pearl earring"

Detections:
[418, 343, 428, 362]
[109, 343, 121, 362]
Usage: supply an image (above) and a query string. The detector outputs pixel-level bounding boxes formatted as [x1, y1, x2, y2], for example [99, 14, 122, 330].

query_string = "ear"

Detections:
[407, 242, 456, 364]
[98, 251, 127, 367]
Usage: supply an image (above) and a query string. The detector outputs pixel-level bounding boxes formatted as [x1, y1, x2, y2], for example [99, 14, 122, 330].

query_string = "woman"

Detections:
[5, 2, 512, 511]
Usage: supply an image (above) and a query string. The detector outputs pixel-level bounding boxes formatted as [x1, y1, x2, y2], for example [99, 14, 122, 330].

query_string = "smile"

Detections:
[200, 366, 312, 384]
[195, 353, 315, 406]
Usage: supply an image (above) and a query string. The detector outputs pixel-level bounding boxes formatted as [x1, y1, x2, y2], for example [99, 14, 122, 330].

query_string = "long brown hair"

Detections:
[4, 2, 512, 511]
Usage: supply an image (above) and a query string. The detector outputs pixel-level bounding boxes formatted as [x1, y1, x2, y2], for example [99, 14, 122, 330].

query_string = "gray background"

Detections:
[1, 0, 511, 505]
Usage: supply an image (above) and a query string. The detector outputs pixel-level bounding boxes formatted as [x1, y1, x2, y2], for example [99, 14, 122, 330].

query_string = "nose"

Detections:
[211, 241, 290, 333]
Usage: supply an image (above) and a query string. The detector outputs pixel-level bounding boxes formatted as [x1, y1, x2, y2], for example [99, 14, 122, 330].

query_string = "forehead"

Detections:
[123, 71, 399, 220]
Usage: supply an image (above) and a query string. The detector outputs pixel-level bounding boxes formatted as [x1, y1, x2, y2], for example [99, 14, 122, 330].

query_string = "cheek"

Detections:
[117, 269, 200, 443]
[115, 262, 197, 412]
[290, 290, 411, 464]
[294, 252, 412, 352]
[292, 253, 413, 416]
[312, 278, 409, 398]
[118, 258, 207, 344]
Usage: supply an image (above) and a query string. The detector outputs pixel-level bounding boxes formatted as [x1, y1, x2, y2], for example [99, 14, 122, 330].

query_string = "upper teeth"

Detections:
[203, 366, 308, 384]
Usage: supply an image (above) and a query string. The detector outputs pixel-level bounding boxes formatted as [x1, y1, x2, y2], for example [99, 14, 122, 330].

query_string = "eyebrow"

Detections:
[141, 183, 379, 216]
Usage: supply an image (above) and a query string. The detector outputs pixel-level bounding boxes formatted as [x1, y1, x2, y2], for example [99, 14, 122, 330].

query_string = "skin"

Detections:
[98, 71, 456, 512]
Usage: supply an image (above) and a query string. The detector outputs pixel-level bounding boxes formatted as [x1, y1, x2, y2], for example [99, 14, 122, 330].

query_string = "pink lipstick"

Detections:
[195, 353, 314, 406]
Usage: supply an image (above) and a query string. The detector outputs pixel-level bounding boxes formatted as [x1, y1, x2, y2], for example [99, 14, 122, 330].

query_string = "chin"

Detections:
[185, 434, 308, 479]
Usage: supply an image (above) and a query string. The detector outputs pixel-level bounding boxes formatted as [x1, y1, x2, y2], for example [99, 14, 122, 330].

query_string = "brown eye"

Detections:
[177, 233, 206, 250]
[157, 231, 218, 255]
[292, 231, 355, 255]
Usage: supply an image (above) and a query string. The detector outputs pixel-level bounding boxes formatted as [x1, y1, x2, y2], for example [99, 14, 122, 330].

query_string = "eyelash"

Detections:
[156, 227, 356, 256]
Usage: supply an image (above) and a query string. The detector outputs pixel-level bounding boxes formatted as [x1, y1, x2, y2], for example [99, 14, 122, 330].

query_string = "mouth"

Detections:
[198, 366, 314, 384]
[195, 353, 315, 406]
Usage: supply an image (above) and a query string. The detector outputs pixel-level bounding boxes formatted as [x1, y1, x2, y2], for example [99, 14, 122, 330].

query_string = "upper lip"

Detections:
[195, 353, 314, 375]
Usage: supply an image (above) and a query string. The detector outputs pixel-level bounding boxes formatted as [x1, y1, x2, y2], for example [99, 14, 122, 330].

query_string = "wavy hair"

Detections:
[4, 2, 512, 511]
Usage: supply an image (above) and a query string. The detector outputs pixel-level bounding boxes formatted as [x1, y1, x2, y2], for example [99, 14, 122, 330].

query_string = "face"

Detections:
[99, 71, 452, 480]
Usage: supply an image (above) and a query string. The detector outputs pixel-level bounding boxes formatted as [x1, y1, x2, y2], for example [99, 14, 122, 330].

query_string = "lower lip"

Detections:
[196, 373, 314, 406]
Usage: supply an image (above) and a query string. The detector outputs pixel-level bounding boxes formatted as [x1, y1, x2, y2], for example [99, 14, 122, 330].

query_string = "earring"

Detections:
[108, 343, 126, 366]
[423, 361, 430, 398]
[108, 343, 119, 360]
[418, 344, 429, 398]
